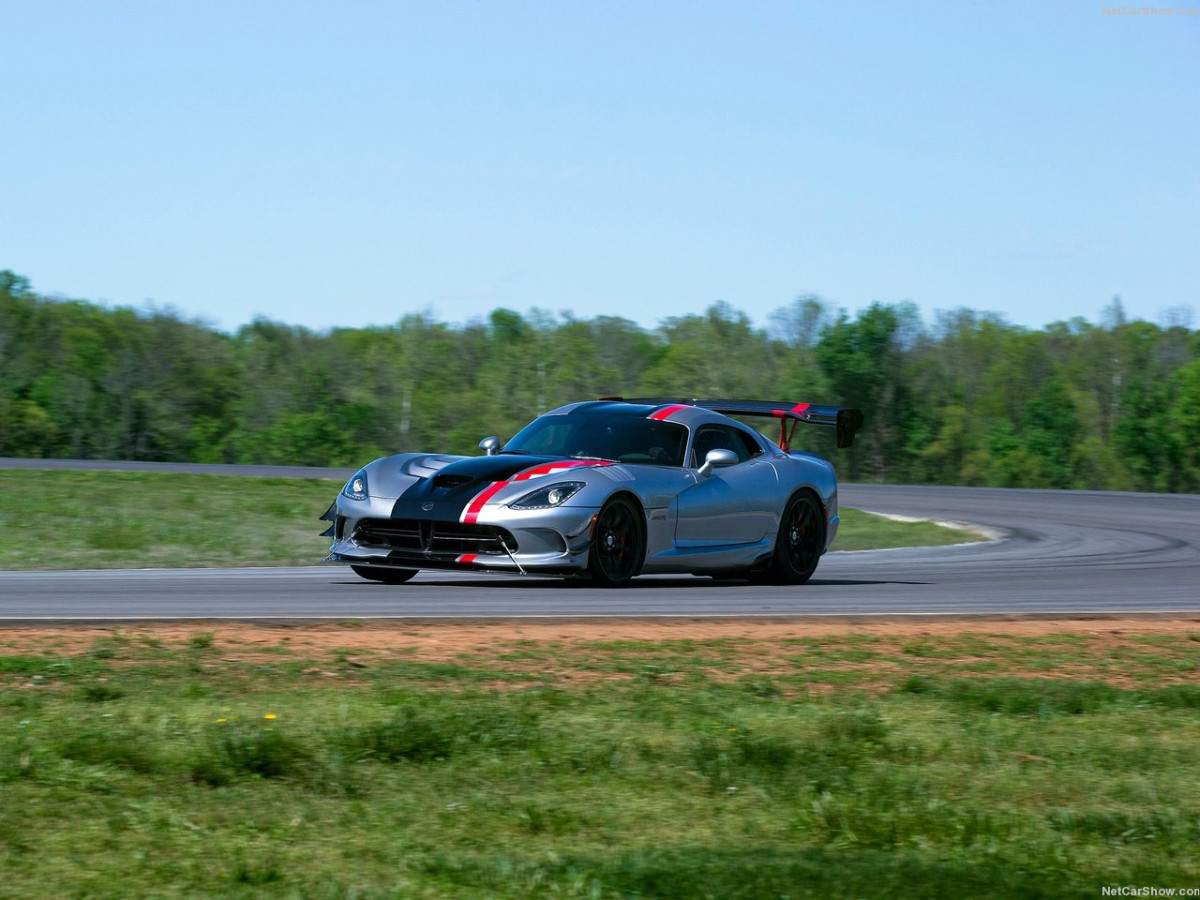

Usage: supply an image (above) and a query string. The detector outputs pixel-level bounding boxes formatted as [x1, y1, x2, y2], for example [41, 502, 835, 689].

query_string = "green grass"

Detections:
[0, 470, 338, 569]
[1, 627, 1199, 897]
[834, 507, 983, 550]
[0, 470, 981, 570]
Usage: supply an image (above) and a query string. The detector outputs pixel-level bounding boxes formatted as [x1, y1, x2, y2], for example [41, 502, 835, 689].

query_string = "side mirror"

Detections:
[479, 436, 501, 456]
[698, 448, 737, 477]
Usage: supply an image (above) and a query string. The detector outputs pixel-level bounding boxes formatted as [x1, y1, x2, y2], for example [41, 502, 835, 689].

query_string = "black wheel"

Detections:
[767, 492, 824, 585]
[587, 496, 646, 587]
[351, 565, 418, 585]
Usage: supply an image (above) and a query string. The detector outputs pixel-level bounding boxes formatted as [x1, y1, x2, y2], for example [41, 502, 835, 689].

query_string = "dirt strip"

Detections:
[4, 617, 1200, 659]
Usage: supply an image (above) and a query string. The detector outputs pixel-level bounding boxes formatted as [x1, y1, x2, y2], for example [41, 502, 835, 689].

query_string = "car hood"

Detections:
[390, 454, 609, 522]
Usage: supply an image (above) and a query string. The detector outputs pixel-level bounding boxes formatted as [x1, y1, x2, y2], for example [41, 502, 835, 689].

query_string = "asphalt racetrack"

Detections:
[0, 460, 1197, 622]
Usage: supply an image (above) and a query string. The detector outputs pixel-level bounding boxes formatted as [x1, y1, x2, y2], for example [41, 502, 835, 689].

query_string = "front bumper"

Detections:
[325, 503, 601, 576]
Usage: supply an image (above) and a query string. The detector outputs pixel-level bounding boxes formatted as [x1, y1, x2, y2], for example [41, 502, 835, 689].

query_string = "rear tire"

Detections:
[587, 496, 646, 587]
[351, 565, 418, 584]
[766, 492, 824, 585]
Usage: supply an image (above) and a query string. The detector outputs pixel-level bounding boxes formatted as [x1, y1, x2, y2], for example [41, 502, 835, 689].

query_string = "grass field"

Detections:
[8, 469, 1124, 898]
[0, 470, 981, 570]
[1, 621, 1199, 898]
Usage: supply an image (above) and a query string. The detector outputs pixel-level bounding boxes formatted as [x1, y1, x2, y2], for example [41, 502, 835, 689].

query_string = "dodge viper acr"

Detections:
[321, 398, 863, 587]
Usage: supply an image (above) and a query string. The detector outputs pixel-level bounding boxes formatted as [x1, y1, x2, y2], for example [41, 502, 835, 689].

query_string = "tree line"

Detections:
[2, 269, 1198, 492]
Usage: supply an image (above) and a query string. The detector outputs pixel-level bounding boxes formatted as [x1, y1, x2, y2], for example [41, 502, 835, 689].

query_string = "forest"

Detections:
[2, 269, 1198, 492]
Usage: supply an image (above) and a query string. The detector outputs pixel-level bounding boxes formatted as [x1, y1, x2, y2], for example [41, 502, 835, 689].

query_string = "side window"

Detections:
[731, 427, 764, 460]
[691, 425, 757, 466]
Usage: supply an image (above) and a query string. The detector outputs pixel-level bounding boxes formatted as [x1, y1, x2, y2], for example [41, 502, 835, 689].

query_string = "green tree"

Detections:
[2, 269, 1197, 488]
[814, 302, 923, 481]
[1168, 359, 1200, 491]
[640, 303, 779, 398]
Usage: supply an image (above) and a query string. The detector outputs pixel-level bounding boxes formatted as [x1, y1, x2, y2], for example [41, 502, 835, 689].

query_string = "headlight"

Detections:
[342, 470, 369, 501]
[508, 481, 586, 510]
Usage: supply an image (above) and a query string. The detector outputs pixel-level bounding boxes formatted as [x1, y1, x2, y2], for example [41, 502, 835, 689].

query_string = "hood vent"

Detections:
[433, 473, 474, 489]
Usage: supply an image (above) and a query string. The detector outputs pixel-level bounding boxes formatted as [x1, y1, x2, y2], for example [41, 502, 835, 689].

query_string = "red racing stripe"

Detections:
[649, 404, 690, 421]
[771, 402, 811, 417]
[457, 554, 478, 565]
[512, 460, 612, 481]
[462, 461, 615, 524]
[462, 480, 509, 524]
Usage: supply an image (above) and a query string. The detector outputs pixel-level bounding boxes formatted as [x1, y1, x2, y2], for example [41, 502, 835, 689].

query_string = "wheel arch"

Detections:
[587, 490, 649, 585]
[792, 483, 827, 520]
[769, 488, 826, 585]
[602, 489, 648, 575]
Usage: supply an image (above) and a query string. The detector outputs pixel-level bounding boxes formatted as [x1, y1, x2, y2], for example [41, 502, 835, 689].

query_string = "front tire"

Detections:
[587, 496, 646, 587]
[766, 492, 824, 585]
[351, 565, 418, 585]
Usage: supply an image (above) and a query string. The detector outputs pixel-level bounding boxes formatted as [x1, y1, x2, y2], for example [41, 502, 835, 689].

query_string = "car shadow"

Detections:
[333, 576, 932, 589]
[807, 578, 932, 586]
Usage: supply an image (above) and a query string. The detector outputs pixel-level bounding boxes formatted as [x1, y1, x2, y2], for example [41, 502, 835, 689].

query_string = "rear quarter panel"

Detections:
[780, 451, 840, 551]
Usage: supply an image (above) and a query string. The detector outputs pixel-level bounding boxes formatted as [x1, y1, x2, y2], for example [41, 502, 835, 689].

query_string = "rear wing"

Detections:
[606, 398, 865, 450]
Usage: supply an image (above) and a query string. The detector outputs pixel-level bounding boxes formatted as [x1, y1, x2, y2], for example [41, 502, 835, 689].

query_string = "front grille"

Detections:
[353, 518, 519, 556]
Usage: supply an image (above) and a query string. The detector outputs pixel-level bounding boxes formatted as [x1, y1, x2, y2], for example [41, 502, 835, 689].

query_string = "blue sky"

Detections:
[2, 0, 1197, 335]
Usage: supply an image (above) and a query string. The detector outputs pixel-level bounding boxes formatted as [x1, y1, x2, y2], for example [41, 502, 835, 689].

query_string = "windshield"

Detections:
[504, 415, 688, 467]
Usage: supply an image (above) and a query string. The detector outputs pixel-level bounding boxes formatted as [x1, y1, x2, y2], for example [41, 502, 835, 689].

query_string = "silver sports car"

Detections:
[321, 398, 863, 587]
